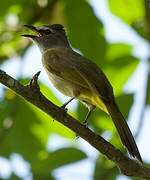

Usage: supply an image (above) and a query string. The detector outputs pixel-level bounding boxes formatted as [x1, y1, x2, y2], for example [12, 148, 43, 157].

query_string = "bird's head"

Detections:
[22, 24, 70, 52]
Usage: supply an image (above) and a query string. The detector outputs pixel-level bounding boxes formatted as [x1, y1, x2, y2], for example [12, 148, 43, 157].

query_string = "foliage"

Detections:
[0, 0, 149, 179]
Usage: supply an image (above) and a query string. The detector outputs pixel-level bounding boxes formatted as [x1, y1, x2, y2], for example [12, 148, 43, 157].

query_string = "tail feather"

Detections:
[105, 101, 142, 163]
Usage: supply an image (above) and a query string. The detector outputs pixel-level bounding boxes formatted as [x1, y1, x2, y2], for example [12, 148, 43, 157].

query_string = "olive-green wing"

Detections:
[43, 48, 114, 102]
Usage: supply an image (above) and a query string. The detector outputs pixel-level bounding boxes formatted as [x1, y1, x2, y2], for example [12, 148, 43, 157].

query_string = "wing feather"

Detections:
[43, 48, 114, 102]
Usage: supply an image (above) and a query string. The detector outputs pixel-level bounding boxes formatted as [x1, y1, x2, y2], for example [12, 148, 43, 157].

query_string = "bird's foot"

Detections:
[60, 104, 68, 112]
[60, 97, 75, 111]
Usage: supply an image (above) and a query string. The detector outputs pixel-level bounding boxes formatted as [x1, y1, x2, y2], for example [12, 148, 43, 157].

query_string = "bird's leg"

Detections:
[75, 105, 95, 139]
[83, 105, 96, 126]
[61, 97, 75, 110]
[53, 97, 75, 122]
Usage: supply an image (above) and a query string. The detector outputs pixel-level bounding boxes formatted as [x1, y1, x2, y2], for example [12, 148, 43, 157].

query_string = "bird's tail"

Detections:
[105, 101, 142, 163]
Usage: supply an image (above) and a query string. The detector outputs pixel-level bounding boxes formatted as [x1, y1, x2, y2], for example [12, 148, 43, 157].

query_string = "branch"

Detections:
[0, 69, 150, 179]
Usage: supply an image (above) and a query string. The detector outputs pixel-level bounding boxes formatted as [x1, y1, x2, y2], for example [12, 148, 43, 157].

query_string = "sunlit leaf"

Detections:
[106, 43, 133, 60]
[132, 20, 149, 40]
[63, 0, 107, 66]
[32, 147, 87, 175]
[94, 155, 118, 180]
[108, 0, 148, 40]
[29, 82, 75, 139]
[108, 0, 145, 24]
[0, 91, 48, 162]
[104, 55, 139, 95]
[116, 93, 134, 118]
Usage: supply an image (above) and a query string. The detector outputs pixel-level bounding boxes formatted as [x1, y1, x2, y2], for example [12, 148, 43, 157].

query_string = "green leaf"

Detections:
[94, 155, 118, 180]
[30, 104, 75, 139]
[0, 97, 11, 127]
[32, 147, 87, 175]
[0, 0, 52, 61]
[116, 93, 134, 118]
[63, 0, 107, 66]
[105, 43, 139, 95]
[104, 55, 139, 95]
[29, 82, 75, 139]
[0, 1, 32, 19]
[106, 43, 133, 60]
[19, 79, 75, 138]
[40, 82, 61, 106]
[131, 20, 149, 40]
[9, 173, 21, 180]
[108, 0, 145, 24]
[108, 0, 149, 40]
[33, 174, 55, 180]
[0, 92, 49, 162]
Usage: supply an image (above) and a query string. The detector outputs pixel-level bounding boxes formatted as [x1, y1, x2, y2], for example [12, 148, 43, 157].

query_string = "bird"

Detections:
[22, 24, 142, 163]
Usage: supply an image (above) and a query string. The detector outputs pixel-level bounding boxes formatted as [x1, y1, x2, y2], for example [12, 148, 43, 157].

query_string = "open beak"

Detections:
[21, 25, 40, 38]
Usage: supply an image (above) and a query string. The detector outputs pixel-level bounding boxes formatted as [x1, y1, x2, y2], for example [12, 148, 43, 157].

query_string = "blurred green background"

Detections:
[0, 0, 150, 179]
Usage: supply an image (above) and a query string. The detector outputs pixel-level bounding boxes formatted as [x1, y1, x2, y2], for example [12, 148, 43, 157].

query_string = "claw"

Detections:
[29, 71, 41, 89]
[60, 105, 68, 112]
[61, 97, 75, 110]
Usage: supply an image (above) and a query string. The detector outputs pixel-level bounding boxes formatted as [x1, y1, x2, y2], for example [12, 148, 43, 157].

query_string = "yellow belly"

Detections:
[78, 92, 108, 113]
[46, 70, 108, 113]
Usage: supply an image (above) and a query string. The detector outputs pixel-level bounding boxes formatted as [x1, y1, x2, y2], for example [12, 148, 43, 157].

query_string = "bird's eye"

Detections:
[44, 29, 51, 35]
